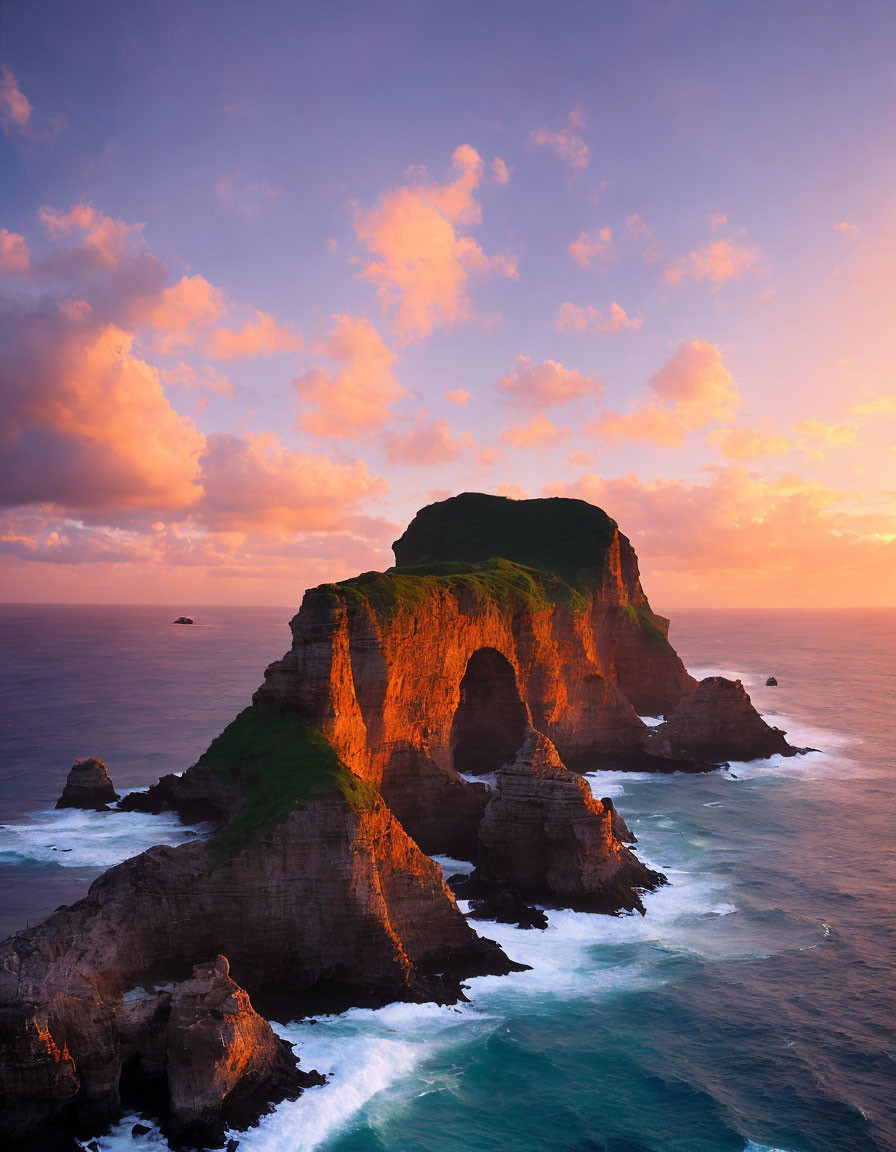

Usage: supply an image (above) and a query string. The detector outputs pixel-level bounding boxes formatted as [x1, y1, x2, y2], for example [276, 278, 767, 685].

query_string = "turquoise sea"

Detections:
[1, 605, 894, 1152]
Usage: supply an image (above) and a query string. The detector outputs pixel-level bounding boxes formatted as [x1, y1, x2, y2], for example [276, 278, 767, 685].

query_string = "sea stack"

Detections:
[55, 757, 120, 810]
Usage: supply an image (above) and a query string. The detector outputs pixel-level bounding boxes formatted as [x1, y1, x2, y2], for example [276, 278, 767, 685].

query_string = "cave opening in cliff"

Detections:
[451, 648, 529, 776]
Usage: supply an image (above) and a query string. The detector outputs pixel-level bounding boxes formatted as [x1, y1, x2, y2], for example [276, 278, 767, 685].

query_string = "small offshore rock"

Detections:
[55, 757, 120, 810]
[173, 616, 194, 625]
[468, 889, 548, 930]
[131, 1123, 152, 1137]
[601, 796, 637, 843]
[766, 676, 778, 686]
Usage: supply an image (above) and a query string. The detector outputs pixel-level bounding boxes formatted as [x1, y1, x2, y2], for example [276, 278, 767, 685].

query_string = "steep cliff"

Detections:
[254, 493, 697, 855]
[0, 708, 516, 1145]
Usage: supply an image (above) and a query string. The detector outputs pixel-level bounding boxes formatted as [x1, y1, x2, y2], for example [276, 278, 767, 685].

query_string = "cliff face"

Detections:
[255, 494, 696, 855]
[0, 721, 515, 1143]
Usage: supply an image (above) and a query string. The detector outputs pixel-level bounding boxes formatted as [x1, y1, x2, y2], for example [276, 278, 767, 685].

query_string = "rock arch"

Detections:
[450, 648, 529, 777]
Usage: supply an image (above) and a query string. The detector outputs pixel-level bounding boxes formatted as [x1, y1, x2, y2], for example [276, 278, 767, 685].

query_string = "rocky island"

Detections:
[0, 493, 799, 1149]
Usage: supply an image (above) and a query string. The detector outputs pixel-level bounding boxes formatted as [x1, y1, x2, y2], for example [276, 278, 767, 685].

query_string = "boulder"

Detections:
[174, 617, 194, 625]
[55, 758, 119, 810]
[766, 676, 778, 686]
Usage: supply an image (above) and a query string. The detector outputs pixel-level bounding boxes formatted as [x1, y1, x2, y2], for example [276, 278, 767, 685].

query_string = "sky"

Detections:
[1, 0, 894, 610]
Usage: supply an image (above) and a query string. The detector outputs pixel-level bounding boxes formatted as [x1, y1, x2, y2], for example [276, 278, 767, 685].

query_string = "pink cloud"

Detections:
[141, 274, 228, 349]
[627, 214, 662, 263]
[215, 172, 280, 217]
[556, 300, 643, 334]
[0, 318, 205, 513]
[529, 107, 589, 169]
[0, 229, 30, 274]
[382, 418, 468, 465]
[38, 204, 144, 270]
[205, 310, 303, 359]
[498, 354, 603, 409]
[665, 235, 760, 285]
[491, 157, 511, 185]
[834, 221, 860, 236]
[0, 67, 32, 135]
[355, 145, 517, 341]
[567, 226, 613, 268]
[706, 424, 792, 460]
[496, 483, 528, 499]
[502, 414, 569, 447]
[198, 431, 386, 532]
[587, 340, 739, 447]
[161, 361, 237, 397]
[444, 388, 470, 405]
[294, 314, 403, 437]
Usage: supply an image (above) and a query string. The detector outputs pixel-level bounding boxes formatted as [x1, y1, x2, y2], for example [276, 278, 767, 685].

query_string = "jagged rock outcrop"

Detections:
[253, 494, 697, 855]
[602, 796, 637, 843]
[650, 676, 798, 762]
[163, 956, 322, 1147]
[466, 729, 663, 913]
[55, 757, 119, 810]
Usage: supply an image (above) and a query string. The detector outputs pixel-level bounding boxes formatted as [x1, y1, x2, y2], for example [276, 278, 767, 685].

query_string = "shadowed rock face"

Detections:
[651, 676, 798, 762]
[55, 758, 119, 810]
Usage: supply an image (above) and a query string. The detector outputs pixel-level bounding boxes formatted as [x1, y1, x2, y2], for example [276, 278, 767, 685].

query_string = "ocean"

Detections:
[0, 604, 893, 1152]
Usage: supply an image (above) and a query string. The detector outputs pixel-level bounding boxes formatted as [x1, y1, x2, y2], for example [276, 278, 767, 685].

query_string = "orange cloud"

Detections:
[382, 418, 468, 465]
[665, 235, 760, 285]
[556, 300, 643, 334]
[545, 468, 895, 607]
[0, 229, 30, 274]
[0, 67, 31, 135]
[294, 314, 403, 437]
[496, 483, 528, 499]
[587, 340, 739, 447]
[502, 415, 569, 447]
[834, 221, 860, 236]
[530, 107, 589, 169]
[205, 310, 303, 359]
[627, 214, 662, 263]
[141, 274, 228, 348]
[849, 395, 896, 417]
[498, 354, 603, 409]
[444, 388, 470, 405]
[355, 145, 517, 341]
[706, 424, 792, 460]
[568, 227, 613, 268]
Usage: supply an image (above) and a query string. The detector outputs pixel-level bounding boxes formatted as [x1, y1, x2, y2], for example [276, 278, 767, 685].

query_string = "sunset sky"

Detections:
[1, 1, 894, 610]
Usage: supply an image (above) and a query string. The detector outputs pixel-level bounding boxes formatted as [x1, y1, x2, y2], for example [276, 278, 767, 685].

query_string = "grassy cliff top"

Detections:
[322, 556, 590, 619]
[200, 707, 376, 864]
[391, 493, 617, 593]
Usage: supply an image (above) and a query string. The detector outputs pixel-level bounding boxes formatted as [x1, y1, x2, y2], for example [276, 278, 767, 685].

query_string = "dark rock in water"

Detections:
[766, 676, 778, 686]
[55, 758, 119, 810]
[601, 796, 637, 843]
[653, 676, 798, 762]
[467, 889, 548, 930]
[131, 1124, 151, 1137]
[173, 616, 193, 625]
